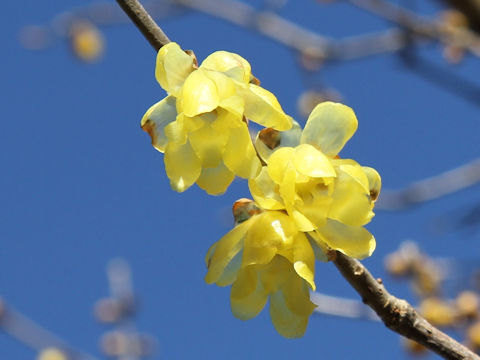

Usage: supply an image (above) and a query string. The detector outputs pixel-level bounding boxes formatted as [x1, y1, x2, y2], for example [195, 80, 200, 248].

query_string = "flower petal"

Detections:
[223, 123, 262, 179]
[205, 219, 251, 284]
[363, 166, 382, 201]
[164, 140, 201, 192]
[180, 69, 219, 117]
[292, 233, 316, 290]
[269, 269, 315, 338]
[188, 123, 228, 167]
[248, 167, 285, 210]
[196, 162, 235, 195]
[266, 147, 295, 184]
[155, 42, 195, 95]
[231, 265, 268, 320]
[328, 164, 373, 226]
[301, 102, 358, 157]
[200, 51, 251, 84]
[315, 219, 376, 259]
[293, 144, 336, 178]
[141, 96, 177, 153]
[241, 84, 292, 130]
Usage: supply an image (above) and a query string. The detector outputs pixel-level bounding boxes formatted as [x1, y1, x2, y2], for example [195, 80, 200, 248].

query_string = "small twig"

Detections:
[377, 158, 480, 210]
[333, 252, 479, 360]
[116, 0, 170, 51]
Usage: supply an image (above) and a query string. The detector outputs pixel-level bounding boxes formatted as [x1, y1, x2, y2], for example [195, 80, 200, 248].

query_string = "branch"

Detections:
[377, 158, 480, 210]
[333, 252, 479, 360]
[116, 0, 170, 51]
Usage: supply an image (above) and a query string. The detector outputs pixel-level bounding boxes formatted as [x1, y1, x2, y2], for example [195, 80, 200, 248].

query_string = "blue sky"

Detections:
[2, 1, 480, 359]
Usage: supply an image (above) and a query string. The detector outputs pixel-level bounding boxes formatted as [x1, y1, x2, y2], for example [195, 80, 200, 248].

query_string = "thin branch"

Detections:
[116, 0, 170, 51]
[311, 292, 379, 321]
[377, 158, 480, 210]
[333, 252, 479, 360]
[348, 0, 480, 57]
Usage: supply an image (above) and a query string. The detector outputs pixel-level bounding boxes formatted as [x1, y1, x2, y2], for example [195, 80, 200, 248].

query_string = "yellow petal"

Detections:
[164, 140, 201, 192]
[155, 42, 195, 95]
[363, 166, 382, 201]
[196, 162, 235, 195]
[200, 51, 252, 84]
[315, 219, 376, 259]
[241, 84, 292, 130]
[205, 219, 251, 284]
[242, 212, 295, 266]
[266, 147, 295, 184]
[164, 118, 187, 145]
[269, 270, 315, 338]
[188, 123, 228, 167]
[223, 123, 262, 179]
[248, 167, 285, 210]
[231, 265, 268, 320]
[328, 164, 373, 226]
[301, 102, 358, 157]
[293, 144, 336, 178]
[141, 96, 177, 153]
[180, 69, 219, 117]
[292, 233, 316, 290]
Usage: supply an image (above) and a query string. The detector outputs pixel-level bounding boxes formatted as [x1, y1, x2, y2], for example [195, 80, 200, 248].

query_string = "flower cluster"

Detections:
[142, 42, 292, 194]
[142, 43, 381, 338]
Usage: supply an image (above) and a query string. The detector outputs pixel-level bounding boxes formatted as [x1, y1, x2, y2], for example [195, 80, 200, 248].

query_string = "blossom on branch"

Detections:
[250, 101, 381, 260]
[141, 42, 292, 194]
[205, 200, 316, 338]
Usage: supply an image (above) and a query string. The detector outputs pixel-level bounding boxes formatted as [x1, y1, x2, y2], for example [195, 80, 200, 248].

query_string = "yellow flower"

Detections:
[205, 201, 316, 338]
[141, 42, 292, 195]
[250, 102, 381, 259]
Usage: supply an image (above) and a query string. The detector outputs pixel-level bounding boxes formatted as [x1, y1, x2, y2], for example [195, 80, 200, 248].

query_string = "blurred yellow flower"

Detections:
[142, 42, 292, 195]
[250, 102, 381, 260]
[205, 202, 316, 338]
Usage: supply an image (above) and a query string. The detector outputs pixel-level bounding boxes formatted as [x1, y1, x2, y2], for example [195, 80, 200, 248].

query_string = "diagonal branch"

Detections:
[116, 0, 170, 51]
[333, 252, 479, 360]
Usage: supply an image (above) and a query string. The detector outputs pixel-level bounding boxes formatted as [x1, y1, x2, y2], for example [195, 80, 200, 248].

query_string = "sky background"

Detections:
[2, 0, 480, 359]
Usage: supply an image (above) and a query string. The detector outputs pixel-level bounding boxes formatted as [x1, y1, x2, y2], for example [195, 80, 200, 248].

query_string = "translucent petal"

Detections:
[155, 42, 195, 95]
[328, 165, 373, 226]
[292, 233, 316, 290]
[141, 96, 177, 153]
[164, 117, 187, 145]
[180, 70, 219, 117]
[196, 162, 235, 195]
[231, 266, 268, 320]
[188, 123, 228, 167]
[223, 123, 262, 179]
[306, 233, 328, 262]
[315, 219, 376, 259]
[255, 121, 302, 163]
[269, 275, 315, 338]
[242, 212, 295, 266]
[241, 84, 293, 130]
[200, 51, 251, 83]
[301, 102, 358, 157]
[216, 250, 243, 286]
[266, 147, 295, 184]
[164, 140, 201, 192]
[205, 220, 251, 284]
[362, 166, 382, 201]
[293, 144, 336, 178]
[248, 167, 284, 210]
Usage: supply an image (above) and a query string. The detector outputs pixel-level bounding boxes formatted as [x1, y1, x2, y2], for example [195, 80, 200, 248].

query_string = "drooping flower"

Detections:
[250, 101, 381, 260]
[141, 42, 292, 195]
[205, 200, 317, 338]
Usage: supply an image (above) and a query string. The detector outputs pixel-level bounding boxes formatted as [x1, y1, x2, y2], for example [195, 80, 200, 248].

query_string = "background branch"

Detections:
[333, 251, 479, 360]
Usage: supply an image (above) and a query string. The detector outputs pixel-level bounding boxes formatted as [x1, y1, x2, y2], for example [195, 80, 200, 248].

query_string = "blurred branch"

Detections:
[348, 0, 480, 57]
[377, 158, 480, 210]
[311, 292, 379, 321]
[0, 298, 97, 360]
[116, 0, 170, 50]
[333, 251, 479, 360]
